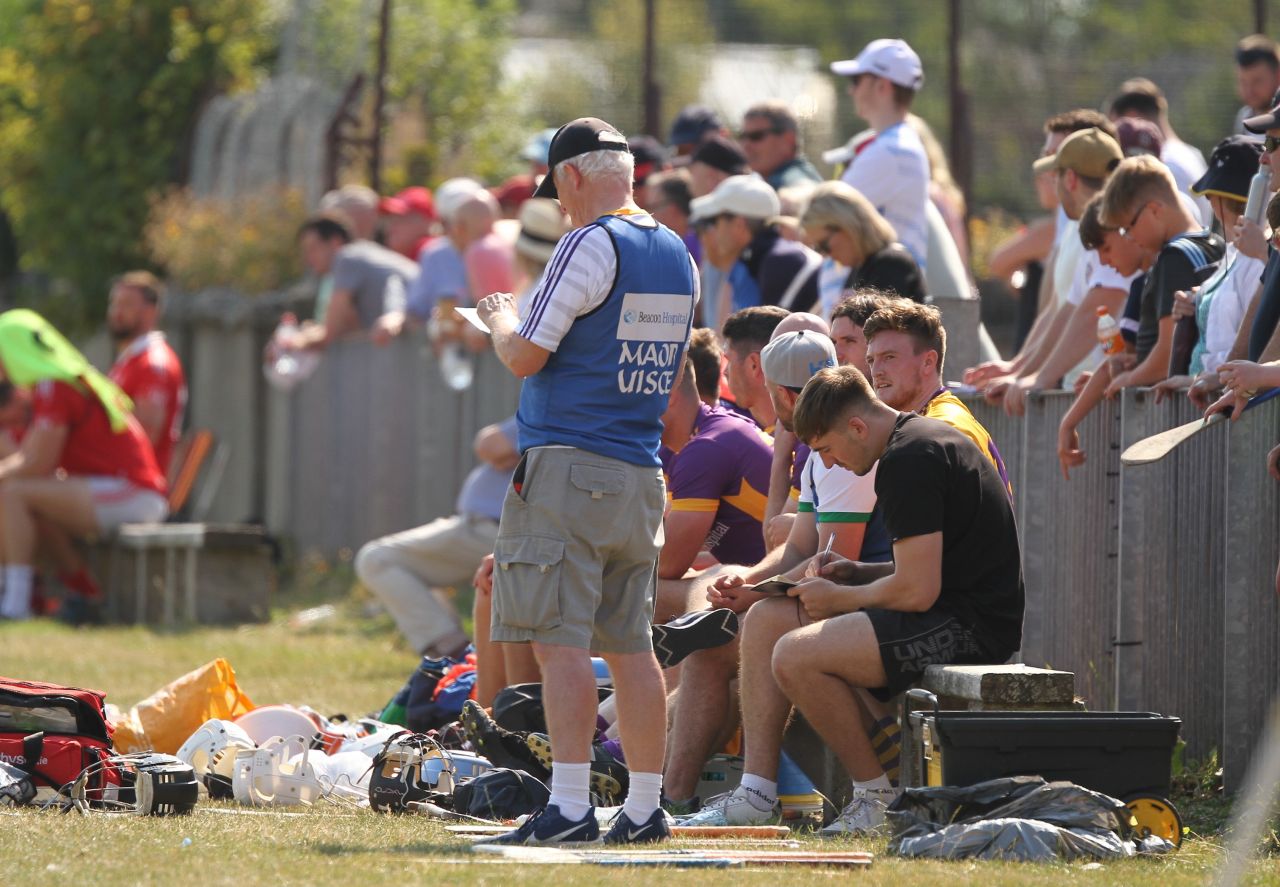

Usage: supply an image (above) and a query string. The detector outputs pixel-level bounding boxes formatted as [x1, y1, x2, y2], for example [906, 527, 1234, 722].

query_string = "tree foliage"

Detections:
[289, 0, 521, 186]
[0, 0, 272, 328]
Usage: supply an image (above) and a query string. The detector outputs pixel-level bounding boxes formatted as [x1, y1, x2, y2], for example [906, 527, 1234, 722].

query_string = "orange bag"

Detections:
[111, 659, 254, 754]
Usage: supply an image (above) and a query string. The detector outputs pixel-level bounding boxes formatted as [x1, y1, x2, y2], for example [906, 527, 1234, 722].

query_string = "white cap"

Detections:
[435, 177, 486, 223]
[830, 38, 924, 90]
[689, 174, 781, 223]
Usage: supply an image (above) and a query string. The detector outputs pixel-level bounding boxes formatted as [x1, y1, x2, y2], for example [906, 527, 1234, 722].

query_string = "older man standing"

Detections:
[476, 117, 699, 846]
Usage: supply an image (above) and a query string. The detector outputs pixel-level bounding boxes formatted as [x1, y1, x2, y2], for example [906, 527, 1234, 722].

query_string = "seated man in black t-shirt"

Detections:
[777, 365, 1024, 836]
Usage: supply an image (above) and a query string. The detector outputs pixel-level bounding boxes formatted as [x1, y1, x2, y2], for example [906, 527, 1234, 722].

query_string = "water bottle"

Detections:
[1245, 166, 1272, 225]
[1095, 307, 1124, 356]
[438, 342, 474, 392]
[591, 657, 612, 689]
[777, 749, 823, 827]
[265, 313, 319, 392]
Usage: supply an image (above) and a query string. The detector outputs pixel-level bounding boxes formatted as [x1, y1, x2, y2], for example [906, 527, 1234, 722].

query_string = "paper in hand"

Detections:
[454, 307, 491, 334]
[750, 576, 798, 596]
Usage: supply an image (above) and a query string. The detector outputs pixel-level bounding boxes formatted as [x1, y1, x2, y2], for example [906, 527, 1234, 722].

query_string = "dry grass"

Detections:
[1, 567, 1277, 886]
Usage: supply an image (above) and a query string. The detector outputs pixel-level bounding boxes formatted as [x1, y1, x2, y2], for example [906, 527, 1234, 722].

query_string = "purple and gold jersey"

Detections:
[790, 442, 810, 503]
[667, 403, 773, 565]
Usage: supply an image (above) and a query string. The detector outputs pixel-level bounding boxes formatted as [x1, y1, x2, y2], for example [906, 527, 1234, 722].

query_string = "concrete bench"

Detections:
[783, 663, 1078, 808]
[898, 664, 1078, 787]
[91, 523, 274, 625]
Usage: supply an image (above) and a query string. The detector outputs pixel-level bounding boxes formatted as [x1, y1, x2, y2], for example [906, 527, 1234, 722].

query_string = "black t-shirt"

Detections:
[874, 413, 1025, 654]
[1250, 248, 1280, 361]
[848, 243, 927, 302]
[1135, 230, 1224, 361]
[743, 227, 820, 313]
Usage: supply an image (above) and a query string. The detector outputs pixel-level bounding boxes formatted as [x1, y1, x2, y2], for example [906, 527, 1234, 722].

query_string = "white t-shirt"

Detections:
[517, 214, 700, 352]
[925, 199, 971, 298]
[1052, 220, 1084, 309]
[841, 121, 930, 272]
[817, 257, 849, 320]
[1202, 244, 1265, 374]
[1064, 248, 1140, 383]
[1162, 140, 1211, 226]
[797, 450, 878, 529]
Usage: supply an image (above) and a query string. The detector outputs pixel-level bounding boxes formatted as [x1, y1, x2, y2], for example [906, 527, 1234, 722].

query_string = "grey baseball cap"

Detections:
[760, 330, 836, 389]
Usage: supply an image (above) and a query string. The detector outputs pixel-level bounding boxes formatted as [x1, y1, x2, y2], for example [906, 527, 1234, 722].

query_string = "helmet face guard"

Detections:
[230, 735, 371, 807]
[66, 753, 199, 816]
[368, 732, 451, 813]
[176, 719, 256, 799]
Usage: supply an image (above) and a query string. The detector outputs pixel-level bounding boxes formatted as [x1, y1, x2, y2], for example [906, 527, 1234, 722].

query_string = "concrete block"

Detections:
[921, 664, 1076, 707]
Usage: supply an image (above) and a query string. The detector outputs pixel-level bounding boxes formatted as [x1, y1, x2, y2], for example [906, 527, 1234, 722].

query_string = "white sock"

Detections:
[853, 773, 899, 795]
[1, 565, 33, 619]
[549, 761, 591, 821]
[622, 771, 662, 823]
[738, 774, 778, 810]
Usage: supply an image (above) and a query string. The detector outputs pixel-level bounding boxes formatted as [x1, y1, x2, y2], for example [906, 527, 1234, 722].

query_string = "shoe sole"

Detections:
[460, 702, 550, 779]
[525, 733, 623, 802]
[651, 609, 739, 669]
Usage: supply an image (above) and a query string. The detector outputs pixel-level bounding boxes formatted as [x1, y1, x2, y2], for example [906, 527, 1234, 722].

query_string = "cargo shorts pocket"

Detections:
[493, 535, 565, 631]
[570, 464, 626, 499]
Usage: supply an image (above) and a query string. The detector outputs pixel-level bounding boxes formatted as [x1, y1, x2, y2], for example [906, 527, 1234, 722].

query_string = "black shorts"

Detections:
[863, 608, 1010, 702]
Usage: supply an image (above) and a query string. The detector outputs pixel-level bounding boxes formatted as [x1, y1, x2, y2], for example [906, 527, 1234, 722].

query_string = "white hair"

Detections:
[555, 149, 635, 190]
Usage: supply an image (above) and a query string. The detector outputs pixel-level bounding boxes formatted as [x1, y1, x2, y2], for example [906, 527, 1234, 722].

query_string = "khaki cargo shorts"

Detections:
[490, 446, 666, 653]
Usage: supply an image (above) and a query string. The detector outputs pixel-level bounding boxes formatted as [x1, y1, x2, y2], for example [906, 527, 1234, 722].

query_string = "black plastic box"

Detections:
[913, 710, 1182, 800]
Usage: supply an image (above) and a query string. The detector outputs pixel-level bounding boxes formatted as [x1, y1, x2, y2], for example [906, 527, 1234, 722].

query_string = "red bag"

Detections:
[0, 677, 114, 799]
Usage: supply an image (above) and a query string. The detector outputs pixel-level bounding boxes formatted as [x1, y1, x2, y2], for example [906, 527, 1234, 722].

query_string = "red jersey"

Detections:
[109, 333, 186, 474]
[31, 380, 167, 496]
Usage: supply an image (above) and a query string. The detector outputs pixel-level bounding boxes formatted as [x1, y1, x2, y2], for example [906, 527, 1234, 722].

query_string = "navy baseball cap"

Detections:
[533, 117, 631, 200]
[668, 104, 724, 147]
[1192, 135, 1262, 200]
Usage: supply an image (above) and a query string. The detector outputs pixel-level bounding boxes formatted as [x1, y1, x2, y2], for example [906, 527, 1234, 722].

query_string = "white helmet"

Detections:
[176, 719, 255, 798]
[231, 736, 370, 807]
[233, 705, 321, 746]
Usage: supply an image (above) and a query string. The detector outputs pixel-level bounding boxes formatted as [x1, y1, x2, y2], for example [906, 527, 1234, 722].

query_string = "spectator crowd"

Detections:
[1, 27, 1279, 848]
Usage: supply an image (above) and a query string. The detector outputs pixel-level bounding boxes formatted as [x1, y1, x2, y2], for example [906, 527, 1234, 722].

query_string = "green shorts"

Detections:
[491, 446, 666, 653]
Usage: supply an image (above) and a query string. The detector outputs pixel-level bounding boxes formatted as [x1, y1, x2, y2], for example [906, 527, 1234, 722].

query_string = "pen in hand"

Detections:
[819, 533, 835, 569]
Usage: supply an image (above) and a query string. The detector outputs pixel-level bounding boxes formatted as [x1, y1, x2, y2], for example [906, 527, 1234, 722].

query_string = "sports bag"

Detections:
[0, 677, 114, 799]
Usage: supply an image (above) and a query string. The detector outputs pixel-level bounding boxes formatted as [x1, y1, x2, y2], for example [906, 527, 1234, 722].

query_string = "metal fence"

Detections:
[156, 293, 1278, 789]
[961, 389, 1279, 789]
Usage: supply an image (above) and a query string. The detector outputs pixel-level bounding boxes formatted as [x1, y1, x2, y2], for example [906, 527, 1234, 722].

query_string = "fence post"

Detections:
[1016, 390, 1120, 708]
[1222, 396, 1280, 791]
[1117, 387, 1226, 760]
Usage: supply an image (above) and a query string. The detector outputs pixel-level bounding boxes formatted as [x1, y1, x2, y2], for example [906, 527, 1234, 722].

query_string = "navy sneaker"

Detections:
[602, 807, 671, 844]
[652, 608, 739, 668]
[475, 804, 599, 845]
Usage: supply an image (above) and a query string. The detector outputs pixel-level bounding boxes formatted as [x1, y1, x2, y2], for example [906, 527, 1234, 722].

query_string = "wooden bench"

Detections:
[783, 663, 1078, 807]
[94, 523, 274, 625]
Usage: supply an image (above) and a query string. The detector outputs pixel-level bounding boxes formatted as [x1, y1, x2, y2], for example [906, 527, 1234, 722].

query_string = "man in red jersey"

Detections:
[107, 271, 186, 475]
[0, 311, 167, 620]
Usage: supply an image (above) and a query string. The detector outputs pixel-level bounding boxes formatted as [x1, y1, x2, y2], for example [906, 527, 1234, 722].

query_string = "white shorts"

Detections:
[87, 477, 169, 531]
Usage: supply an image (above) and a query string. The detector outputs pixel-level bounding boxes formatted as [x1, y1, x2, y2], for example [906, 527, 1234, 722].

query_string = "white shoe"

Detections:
[677, 786, 777, 826]
[819, 787, 898, 837]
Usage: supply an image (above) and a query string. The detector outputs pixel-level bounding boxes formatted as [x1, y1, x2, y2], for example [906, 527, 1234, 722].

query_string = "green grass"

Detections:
[1, 562, 1278, 885]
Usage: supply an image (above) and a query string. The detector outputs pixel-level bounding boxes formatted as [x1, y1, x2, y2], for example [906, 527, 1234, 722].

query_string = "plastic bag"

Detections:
[887, 776, 1173, 861]
[112, 659, 255, 754]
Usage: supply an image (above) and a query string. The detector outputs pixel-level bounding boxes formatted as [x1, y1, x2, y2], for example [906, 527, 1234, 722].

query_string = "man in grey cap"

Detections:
[664, 329, 891, 817]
